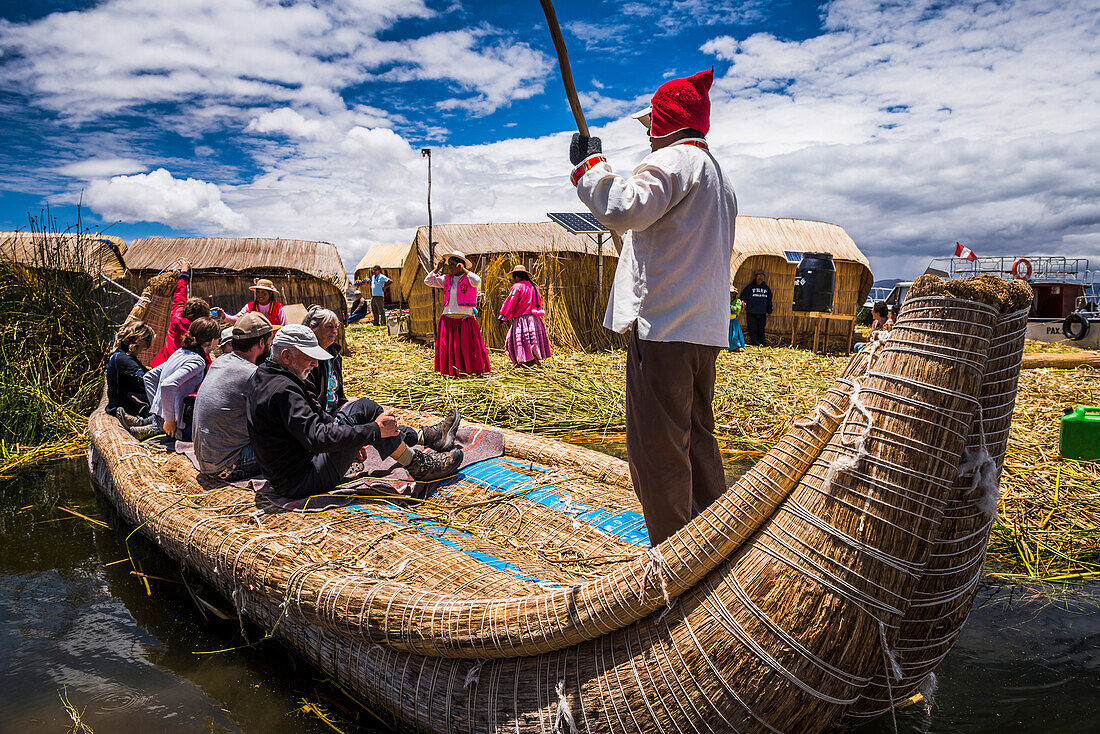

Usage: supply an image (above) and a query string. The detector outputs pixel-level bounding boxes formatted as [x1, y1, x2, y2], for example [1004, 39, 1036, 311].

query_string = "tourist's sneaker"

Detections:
[406, 448, 464, 482]
[116, 410, 148, 429]
[129, 423, 165, 441]
[419, 408, 461, 452]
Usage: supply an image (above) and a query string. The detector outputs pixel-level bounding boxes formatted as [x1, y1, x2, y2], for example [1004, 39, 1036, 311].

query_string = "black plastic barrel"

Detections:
[792, 252, 836, 313]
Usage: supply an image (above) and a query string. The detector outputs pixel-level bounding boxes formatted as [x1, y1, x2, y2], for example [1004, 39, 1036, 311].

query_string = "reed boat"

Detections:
[88, 274, 1031, 733]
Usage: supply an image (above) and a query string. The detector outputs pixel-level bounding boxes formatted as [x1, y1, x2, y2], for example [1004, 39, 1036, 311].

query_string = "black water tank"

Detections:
[792, 252, 836, 312]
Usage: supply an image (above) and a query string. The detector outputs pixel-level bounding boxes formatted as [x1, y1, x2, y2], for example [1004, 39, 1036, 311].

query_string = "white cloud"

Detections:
[85, 168, 248, 231]
[56, 157, 148, 178]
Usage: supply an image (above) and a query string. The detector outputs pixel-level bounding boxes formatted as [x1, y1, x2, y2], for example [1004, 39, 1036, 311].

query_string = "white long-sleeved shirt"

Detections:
[575, 139, 737, 348]
[424, 271, 482, 316]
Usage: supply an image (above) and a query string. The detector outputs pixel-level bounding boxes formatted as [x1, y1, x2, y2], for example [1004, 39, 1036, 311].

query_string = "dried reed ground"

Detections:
[343, 324, 1099, 583]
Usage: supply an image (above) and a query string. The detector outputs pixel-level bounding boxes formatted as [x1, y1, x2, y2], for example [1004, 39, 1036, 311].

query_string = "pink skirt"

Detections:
[505, 314, 552, 365]
[435, 315, 491, 376]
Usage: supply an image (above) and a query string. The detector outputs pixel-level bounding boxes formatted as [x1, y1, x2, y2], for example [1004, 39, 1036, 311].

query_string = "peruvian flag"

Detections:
[954, 242, 977, 261]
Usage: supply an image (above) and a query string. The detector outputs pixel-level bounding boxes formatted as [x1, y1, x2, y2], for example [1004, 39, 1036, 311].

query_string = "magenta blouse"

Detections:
[498, 280, 545, 320]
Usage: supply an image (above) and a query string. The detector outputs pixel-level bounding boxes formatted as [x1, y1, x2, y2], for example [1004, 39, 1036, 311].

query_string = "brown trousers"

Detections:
[371, 295, 386, 326]
[626, 333, 726, 545]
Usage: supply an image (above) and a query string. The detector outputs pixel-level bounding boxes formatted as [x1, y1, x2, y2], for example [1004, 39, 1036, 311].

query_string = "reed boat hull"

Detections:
[90, 275, 1029, 733]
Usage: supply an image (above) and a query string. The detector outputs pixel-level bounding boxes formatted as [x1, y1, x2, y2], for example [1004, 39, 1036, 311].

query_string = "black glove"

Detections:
[570, 133, 602, 166]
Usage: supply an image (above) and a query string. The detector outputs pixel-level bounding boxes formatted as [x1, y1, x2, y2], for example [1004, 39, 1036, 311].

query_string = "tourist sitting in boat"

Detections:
[192, 313, 273, 482]
[106, 321, 155, 419]
[150, 259, 211, 367]
[246, 325, 464, 498]
[141, 317, 221, 442]
[217, 278, 287, 326]
[424, 252, 492, 377]
[497, 265, 551, 367]
[302, 306, 347, 416]
[217, 327, 234, 356]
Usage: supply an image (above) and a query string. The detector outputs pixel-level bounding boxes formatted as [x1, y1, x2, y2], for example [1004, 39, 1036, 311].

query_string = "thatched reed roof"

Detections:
[731, 217, 870, 274]
[125, 237, 348, 287]
[355, 243, 411, 276]
[0, 231, 127, 280]
[412, 222, 617, 265]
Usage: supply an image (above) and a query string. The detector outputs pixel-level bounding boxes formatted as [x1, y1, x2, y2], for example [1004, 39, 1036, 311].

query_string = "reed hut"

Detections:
[354, 243, 410, 304]
[124, 236, 348, 319]
[731, 217, 873, 350]
[400, 222, 622, 351]
[0, 231, 127, 279]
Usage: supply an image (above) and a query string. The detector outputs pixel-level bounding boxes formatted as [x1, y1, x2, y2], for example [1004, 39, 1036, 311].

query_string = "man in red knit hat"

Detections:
[570, 69, 737, 546]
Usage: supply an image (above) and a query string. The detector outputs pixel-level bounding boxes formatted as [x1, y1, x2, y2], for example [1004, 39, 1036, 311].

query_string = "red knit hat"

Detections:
[645, 69, 714, 138]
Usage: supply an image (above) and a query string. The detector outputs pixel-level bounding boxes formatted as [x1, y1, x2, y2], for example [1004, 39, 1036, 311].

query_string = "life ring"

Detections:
[1062, 312, 1090, 341]
[1011, 257, 1032, 280]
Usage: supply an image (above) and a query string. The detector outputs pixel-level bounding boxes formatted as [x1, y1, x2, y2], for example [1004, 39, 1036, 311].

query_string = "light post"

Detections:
[421, 148, 436, 335]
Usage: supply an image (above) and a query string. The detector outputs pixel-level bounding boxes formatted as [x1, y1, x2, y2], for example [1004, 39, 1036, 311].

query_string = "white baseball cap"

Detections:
[271, 324, 332, 360]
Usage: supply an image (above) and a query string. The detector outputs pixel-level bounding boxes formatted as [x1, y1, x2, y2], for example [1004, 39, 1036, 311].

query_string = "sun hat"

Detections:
[271, 324, 332, 360]
[219, 327, 234, 347]
[447, 251, 473, 268]
[509, 264, 529, 275]
[233, 311, 273, 340]
[249, 278, 279, 294]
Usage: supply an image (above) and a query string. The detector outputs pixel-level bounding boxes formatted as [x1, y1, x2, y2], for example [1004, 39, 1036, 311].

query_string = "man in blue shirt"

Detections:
[370, 265, 391, 326]
[740, 270, 773, 346]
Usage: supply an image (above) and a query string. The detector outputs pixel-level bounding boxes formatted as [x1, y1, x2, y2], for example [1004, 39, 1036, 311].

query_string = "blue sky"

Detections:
[1, 0, 1098, 276]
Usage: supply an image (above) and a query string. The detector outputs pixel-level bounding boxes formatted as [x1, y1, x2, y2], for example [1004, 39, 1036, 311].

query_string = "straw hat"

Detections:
[509, 264, 529, 275]
[447, 251, 473, 268]
[250, 278, 279, 294]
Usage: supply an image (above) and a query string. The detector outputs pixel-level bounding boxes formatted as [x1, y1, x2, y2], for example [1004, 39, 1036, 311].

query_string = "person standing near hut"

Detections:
[218, 278, 287, 326]
[369, 265, 391, 326]
[728, 288, 745, 352]
[150, 259, 211, 367]
[498, 265, 551, 367]
[424, 252, 492, 376]
[740, 270, 772, 346]
[570, 69, 736, 545]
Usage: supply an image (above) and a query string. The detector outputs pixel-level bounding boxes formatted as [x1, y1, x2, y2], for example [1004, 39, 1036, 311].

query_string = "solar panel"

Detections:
[783, 250, 804, 263]
[548, 212, 609, 234]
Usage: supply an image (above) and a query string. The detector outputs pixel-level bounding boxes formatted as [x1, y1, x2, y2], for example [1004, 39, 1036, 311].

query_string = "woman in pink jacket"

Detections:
[150, 259, 211, 367]
[497, 265, 551, 367]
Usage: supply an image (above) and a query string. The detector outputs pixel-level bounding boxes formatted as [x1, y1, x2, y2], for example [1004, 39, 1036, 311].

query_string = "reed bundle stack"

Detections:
[731, 217, 873, 351]
[123, 237, 349, 332]
[0, 231, 127, 280]
[88, 275, 1028, 733]
[399, 222, 623, 352]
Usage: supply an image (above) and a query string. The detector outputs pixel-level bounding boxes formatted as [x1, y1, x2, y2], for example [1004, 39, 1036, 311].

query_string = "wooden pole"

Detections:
[538, 0, 624, 252]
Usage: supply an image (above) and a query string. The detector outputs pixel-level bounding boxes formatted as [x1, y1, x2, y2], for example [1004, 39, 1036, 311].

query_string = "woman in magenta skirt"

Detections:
[424, 251, 492, 376]
[498, 265, 551, 367]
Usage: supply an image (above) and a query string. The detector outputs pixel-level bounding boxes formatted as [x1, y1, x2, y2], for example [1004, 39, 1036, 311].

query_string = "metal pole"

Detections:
[597, 232, 604, 293]
[421, 148, 436, 337]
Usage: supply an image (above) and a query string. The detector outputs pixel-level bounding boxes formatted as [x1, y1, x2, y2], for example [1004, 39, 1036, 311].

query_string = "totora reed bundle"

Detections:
[88, 276, 1034, 732]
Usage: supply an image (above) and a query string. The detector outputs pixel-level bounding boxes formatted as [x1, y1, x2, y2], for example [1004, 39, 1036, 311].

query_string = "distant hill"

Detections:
[873, 278, 906, 289]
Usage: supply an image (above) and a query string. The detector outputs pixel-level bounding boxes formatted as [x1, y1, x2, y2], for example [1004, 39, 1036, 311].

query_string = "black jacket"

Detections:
[106, 349, 149, 415]
[303, 343, 347, 416]
[740, 282, 773, 315]
[246, 360, 379, 494]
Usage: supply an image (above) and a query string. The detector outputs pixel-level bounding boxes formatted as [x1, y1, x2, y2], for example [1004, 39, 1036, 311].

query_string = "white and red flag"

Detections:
[954, 242, 977, 261]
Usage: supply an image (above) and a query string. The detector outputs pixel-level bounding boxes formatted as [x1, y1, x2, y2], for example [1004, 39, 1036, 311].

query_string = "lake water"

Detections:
[1, 458, 1096, 733]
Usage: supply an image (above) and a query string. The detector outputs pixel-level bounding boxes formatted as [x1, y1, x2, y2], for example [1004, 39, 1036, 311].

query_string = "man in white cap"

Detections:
[569, 69, 737, 545]
[247, 324, 463, 497]
[423, 251, 492, 376]
[193, 312, 274, 481]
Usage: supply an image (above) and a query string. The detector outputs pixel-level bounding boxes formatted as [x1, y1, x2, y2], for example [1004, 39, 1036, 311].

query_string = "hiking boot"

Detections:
[129, 423, 165, 441]
[116, 410, 148, 429]
[420, 408, 461, 452]
[406, 448, 464, 482]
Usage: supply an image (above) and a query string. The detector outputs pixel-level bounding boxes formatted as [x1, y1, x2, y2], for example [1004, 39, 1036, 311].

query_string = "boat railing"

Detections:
[926, 256, 1092, 284]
